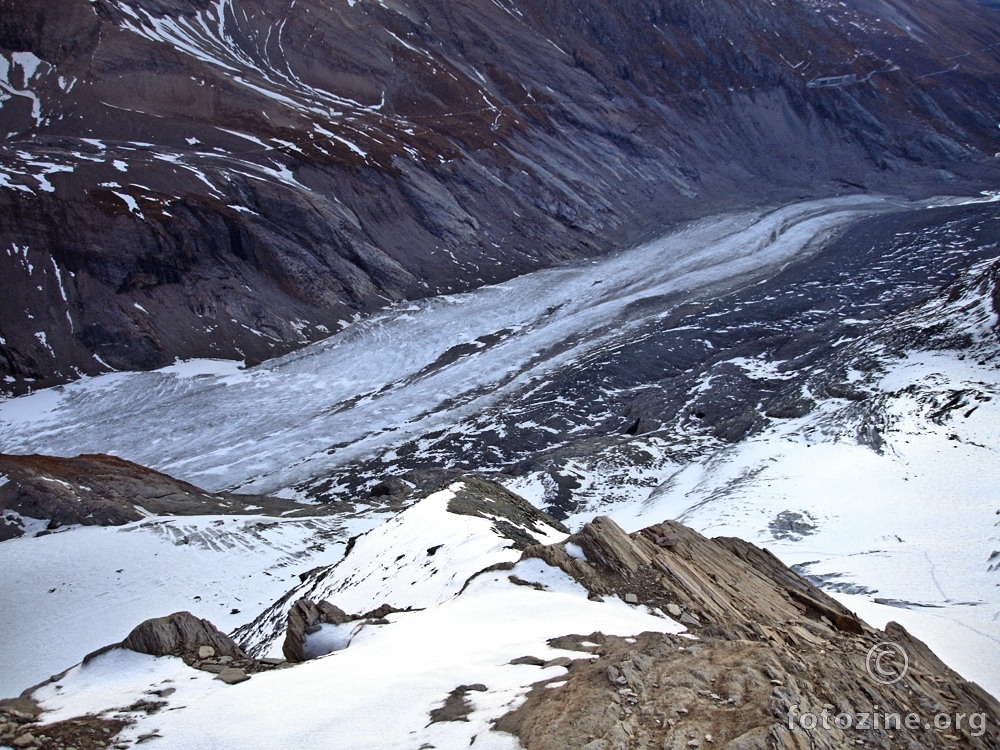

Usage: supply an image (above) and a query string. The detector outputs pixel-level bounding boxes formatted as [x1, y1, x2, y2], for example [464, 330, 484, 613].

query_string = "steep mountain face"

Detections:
[2, 0, 999, 392]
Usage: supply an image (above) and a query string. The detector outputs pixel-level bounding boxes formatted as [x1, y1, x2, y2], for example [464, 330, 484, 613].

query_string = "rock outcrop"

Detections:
[114, 611, 261, 683]
[119, 611, 249, 663]
[4, 507, 998, 747]
[0, 452, 330, 541]
[281, 599, 354, 663]
[499, 517, 1000, 748]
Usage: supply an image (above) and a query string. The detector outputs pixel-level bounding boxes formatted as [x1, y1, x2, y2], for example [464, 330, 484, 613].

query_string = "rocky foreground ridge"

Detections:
[504, 517, 1000, 748]
[2, 0, 1000, 392]
[1, 477, 996, 749]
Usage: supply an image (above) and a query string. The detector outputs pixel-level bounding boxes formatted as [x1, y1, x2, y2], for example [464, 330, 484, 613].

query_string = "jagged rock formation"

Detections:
[281, 599, 353, 663]
[2, 0, 1000, 392]
[523, 515, 866, 639]
[499, 517, 1000, 748]
[0, 452, 328, 540]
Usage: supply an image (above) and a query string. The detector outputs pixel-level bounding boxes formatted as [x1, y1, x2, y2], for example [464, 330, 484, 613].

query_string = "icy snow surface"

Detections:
[0, 512, 378, 696]
[235, 482, 569, 656]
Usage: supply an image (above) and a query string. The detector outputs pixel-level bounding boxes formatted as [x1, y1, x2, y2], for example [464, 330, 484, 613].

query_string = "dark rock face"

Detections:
[281, 598, 352, 663]
[1, 0, 999, 393]
[445, 475, 569, 548]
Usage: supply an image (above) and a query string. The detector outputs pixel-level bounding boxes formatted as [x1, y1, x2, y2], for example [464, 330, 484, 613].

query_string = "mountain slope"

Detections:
[2, 0, 1000, 391]
[7, 499, 999, 749]
[519, 236, 1000, 696]
[0, 451, 327, 541]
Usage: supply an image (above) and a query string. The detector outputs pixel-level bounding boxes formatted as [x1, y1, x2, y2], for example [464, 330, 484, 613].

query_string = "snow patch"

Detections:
[0, 513, 371, 696]
[35, 559, 681, 750]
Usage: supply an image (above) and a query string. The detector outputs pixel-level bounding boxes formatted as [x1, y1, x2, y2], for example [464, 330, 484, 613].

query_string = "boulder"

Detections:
[215, 668, 250, 685]
[282, 599, 353, 663]
[121, 612, 248, 663]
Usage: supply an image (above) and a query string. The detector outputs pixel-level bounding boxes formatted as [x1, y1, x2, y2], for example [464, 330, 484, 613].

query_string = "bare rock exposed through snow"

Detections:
[501, 518, 1000, 748]
[282, 599, 354, 663]
[0, 452, 332, 540]
[120, 611, 250, 664]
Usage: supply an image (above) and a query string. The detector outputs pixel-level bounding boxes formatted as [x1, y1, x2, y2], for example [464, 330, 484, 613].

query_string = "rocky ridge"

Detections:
[0, 452, 330, 541]
[500, 516, 1000, 748]
[233, 475, 570, 657]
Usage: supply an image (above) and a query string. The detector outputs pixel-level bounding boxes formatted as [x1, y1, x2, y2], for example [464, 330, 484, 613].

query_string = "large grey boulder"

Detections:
[121, 611, 249, 663]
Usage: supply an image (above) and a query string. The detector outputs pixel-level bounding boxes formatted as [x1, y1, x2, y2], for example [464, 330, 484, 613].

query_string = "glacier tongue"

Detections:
[0, 195, 903, 494]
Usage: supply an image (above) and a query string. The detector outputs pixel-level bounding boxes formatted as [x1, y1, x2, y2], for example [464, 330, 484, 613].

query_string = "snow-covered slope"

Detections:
[31, 559, 681, 750]
[0, 511, 376, 697]
[235, 478, 569, 656]
[16, 477, 682, 750]
[13, 476, 999, 750]
[616, 359, 1000, 695]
